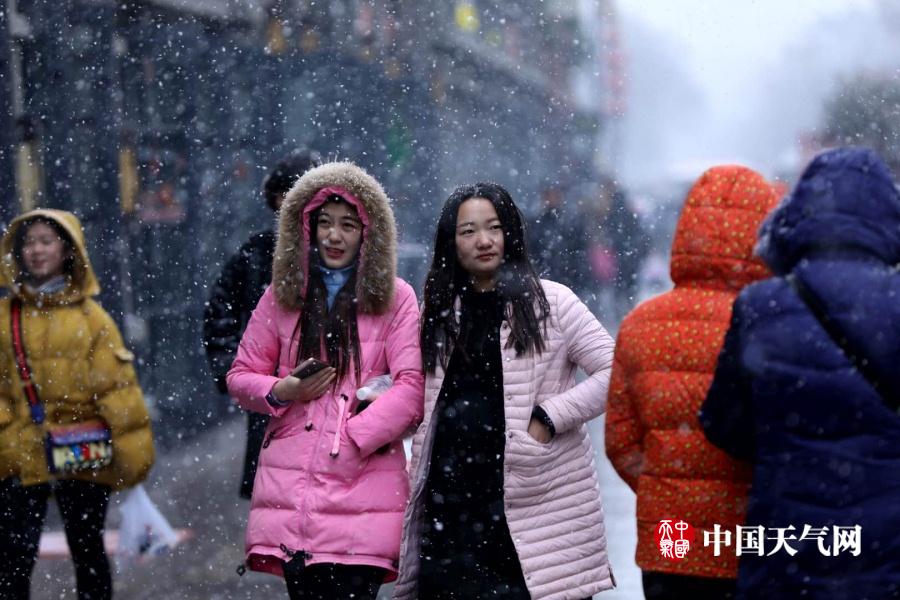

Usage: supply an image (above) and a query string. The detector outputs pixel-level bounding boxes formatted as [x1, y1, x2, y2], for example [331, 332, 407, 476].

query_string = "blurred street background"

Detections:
[3, 0, 899, 597]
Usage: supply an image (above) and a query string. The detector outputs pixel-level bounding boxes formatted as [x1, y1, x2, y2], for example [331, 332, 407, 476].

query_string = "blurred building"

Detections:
[0, 0, 620, 441]
[0, 8, 14, 226]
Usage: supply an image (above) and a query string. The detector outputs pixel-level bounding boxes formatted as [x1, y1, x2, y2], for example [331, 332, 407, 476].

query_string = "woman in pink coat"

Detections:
[227, 162, 425, 599]
[394, 182, 617, 600]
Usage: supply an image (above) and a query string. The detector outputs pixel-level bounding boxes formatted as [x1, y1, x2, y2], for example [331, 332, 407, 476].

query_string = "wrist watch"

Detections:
[531, 406, 556, 437]
[266, 389, 289, 407]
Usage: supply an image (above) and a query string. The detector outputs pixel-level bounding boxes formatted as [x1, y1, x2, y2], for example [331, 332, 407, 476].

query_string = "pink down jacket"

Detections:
[394, 280, 617, 600]
[227, 162, 425, 580]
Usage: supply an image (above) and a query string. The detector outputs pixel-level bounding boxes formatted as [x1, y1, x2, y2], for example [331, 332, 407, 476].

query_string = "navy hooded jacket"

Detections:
[700, 147, 900, 600]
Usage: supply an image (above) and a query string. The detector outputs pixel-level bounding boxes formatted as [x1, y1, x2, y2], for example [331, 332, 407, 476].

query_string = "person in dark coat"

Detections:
[528, 183, 588, 292]
[602, 188, 649, 318]
[581, 178, 650, 322]
[203, 149, 319, 499]
[700, 147, 900, 600]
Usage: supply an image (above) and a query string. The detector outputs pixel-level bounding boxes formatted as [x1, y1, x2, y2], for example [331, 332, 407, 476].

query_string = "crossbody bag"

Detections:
[10, 298, 113, 474]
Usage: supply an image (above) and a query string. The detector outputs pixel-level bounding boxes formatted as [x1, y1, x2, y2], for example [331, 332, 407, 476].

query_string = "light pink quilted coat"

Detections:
[226, 162, 425, 579]
[394, 281, 617, 600]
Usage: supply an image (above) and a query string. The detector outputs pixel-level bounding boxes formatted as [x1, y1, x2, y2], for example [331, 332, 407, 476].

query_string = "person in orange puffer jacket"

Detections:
[605, 165, 781, 599]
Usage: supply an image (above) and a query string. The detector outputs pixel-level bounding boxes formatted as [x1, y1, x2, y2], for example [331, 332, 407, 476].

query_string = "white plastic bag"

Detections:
[117, 484, 179, 566]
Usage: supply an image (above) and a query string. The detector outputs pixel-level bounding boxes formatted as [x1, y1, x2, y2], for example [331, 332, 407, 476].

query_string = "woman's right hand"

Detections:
[272, 367, 336, 403]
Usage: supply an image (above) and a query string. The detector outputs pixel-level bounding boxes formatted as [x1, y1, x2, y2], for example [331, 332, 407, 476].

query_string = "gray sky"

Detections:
[620, 0, 871, 101]
[615, 0, 882, 184]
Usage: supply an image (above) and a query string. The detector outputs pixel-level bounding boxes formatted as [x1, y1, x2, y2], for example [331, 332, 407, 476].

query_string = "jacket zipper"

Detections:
[295, 392, 325, 559]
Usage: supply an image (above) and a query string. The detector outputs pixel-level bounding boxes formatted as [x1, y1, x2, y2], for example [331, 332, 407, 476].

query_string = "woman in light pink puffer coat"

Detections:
[394, 182, 616, 600]
[227, 162, 424, 599]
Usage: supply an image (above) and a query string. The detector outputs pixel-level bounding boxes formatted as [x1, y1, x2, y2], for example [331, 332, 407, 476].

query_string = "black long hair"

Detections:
[292, 197, 363, 385]
[420, 182, 550, 374]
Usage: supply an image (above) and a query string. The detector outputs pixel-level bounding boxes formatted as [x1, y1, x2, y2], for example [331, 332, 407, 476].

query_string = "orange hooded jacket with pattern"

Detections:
[605, 166, 780, 578]
[0, 209, 154, 490]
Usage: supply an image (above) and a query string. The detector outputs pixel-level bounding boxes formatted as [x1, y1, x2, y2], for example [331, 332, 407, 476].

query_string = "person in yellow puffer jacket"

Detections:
[0, 209, 154, 600]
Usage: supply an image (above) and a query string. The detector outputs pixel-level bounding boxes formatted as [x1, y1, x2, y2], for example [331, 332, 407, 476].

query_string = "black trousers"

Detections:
[240, 411, 269, 499]
[283, 556, 384, 600]
[0, 477, 112, 600]
[642, 570, 737, 600]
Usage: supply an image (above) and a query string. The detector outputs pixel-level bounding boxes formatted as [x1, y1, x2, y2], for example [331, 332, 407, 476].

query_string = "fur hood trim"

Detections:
[272, 162, 397, 313]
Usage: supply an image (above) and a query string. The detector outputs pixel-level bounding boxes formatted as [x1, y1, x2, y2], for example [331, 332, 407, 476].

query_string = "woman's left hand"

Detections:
[527, 417, 552, 443]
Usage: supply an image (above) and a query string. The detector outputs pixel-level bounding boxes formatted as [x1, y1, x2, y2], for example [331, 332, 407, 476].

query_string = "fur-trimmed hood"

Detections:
[272, 162, 397, 313]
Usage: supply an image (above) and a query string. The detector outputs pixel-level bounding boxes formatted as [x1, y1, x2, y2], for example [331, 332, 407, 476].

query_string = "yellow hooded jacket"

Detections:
[0, 209, 154, 490]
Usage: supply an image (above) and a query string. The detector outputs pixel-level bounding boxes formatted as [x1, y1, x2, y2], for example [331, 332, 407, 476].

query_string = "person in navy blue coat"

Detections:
[700, 146, 900, 600]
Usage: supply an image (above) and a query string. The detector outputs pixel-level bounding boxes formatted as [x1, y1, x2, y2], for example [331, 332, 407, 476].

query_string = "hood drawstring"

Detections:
[303, 397, 314, 431]
[330, 394, 349, 458]
[304, 396, 314, 431]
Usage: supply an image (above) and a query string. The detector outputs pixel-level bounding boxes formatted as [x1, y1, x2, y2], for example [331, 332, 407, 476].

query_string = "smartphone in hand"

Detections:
[292, 358, 330, 379]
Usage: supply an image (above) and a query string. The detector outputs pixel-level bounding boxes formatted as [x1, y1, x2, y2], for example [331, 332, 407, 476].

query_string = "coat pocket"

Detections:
[258, 411, 311, 464]
[261, 423, 305, 449]
[504, 428, 555, 468]
[504, 430, 593, 508]
[317, 420, 370, 483]
[504, 429, 589, 476]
